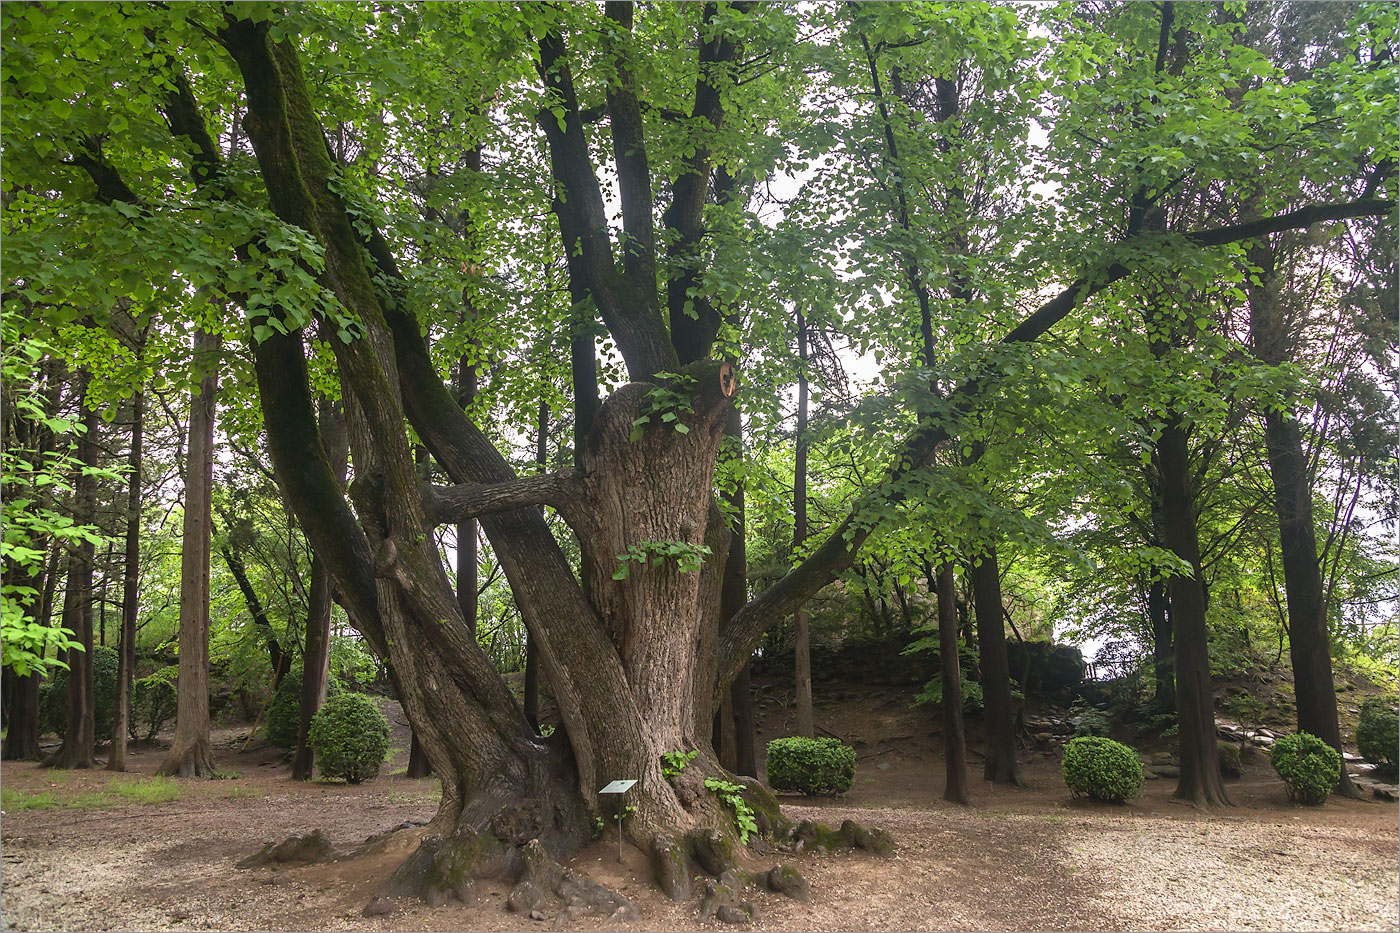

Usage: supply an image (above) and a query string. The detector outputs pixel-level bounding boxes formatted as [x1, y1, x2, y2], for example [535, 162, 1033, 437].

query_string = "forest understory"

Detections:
[3, 675, 1396, 933]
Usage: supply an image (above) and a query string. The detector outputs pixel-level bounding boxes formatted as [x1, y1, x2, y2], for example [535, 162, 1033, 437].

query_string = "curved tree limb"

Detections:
[716, 196, 1397, 693]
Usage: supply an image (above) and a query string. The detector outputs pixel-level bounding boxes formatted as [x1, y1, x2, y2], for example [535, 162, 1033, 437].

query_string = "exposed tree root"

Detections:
[235, 830, 339, 869]
[233, 773, 892, 926]
[506, 839, 638, 923]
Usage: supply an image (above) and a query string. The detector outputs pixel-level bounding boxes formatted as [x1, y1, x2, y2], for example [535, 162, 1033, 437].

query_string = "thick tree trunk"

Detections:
[293, 400, 346, 781]
[45, 378, 99, 770]
[108, 389, 143, 771]
[937, 563, 970, 804]
[1157, 417, 1229, 807]
[972, 548, 1022, 786]
[4, 671, 43, 761]
[158, 328, 221, 778]
[792, 311, 814, 740]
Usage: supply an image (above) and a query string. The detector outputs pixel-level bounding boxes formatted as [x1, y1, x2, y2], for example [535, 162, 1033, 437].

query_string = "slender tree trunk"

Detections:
[45, 375, 98, 769]
[158, 328, 221, 777]
[1157, 417, 1229, 807]
[1262, 412, 1356, 794]
[792, 310, 814, 740]
[722, 406, 757, 776]
[3, 544, 57, 761]
[1247, 239, 1357, 796]
[523, 397, 548, 734]
[219, 544, 283, 683]
[1148, 579, 1174, 712]
[293, 400, 346, 780]
[972, 547, 1022, 786]
[456, 354, 479, 634]
[108, 390, 144, 771]
[938, 563, 969, 804]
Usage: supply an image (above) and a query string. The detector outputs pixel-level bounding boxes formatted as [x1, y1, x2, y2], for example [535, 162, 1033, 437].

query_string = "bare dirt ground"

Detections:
[2, 686, 1396, 932]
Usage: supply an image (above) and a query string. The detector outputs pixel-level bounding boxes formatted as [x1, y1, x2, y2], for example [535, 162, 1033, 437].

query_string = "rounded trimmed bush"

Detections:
[1357, 697, 1397, 778]
[307, 693, 390, 784]
[765, 736, 856, 795]
[40, 645, 119, 739]
[1061, 736, 1143, 803]
[1269, 732, 1340, 805]
[264, 666, 340, 748]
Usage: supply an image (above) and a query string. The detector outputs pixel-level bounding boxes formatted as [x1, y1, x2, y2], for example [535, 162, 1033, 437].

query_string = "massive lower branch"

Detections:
[428, 473, 584, 526]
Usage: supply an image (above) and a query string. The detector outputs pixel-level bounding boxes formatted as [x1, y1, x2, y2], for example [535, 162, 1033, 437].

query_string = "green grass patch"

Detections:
[383, 745, 403, 764]
[107, 775, 180, 805]
[2, 788, 59, 811]
[2, 776, 181, 811]
[225, 785, 265, 799]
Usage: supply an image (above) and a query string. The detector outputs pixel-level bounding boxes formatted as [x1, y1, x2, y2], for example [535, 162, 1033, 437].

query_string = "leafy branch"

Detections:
[704, 777, 757, 845]
[630, 371, 696, 443]
[613, 540, 713, 580]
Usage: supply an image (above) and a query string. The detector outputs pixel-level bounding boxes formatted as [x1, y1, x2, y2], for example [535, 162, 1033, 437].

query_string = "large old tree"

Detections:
[4, 0, 1394, 911]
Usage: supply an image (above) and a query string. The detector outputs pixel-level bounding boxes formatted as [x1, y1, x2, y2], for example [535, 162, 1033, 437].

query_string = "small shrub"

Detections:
[264, 666, 340, 748]
[308, 693, 390, 784]
[1217, 741, 1242, 779]
[1269, 732, 1339, 805]
[1061, 736, 1143, 803]
[40, 645, 120, 738]
[765, 736, 856, 795]
[130, 666, 178, 740]
[1357, 697, 1398, 778]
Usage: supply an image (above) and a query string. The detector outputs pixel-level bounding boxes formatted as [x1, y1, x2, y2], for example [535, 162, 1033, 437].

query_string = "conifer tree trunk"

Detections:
[6, 544, 62, 761]
[108, 389, 143, 771]
[158, 328, 221, 777]
[45, 374, 98, 770]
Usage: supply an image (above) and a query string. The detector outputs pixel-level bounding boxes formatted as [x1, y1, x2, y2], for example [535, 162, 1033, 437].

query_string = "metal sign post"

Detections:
[598, 779, 637, 863]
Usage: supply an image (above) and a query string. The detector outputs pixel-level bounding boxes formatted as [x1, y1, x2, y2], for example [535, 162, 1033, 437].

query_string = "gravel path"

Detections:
[1066, 815, 1398, 932]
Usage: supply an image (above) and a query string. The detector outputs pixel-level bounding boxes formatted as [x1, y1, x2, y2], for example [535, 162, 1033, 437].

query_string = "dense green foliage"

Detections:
[1061, 736, 1143, 803]
[130, 665, 178, 741]
[765, 736, 857, 796]
[1269, 733, 1341, 805]
[307, 693, 390, 784]
[1356, 698, 1397, 778]
[0, 0, 1393, 842]
[40, 645, 119, 739]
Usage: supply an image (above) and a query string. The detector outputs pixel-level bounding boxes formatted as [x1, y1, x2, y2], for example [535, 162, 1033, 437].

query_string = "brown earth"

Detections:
[2, 683, 1396, 932]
